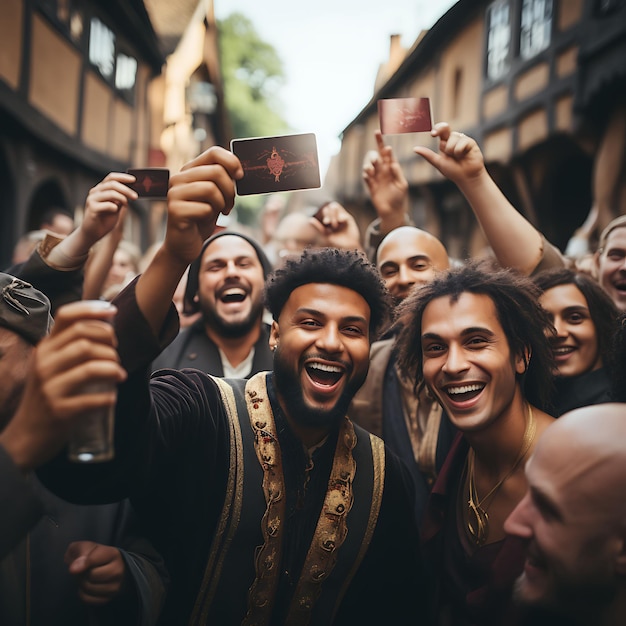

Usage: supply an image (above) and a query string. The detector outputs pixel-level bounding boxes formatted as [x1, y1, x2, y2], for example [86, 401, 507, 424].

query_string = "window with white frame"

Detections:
[115, 53, 137, 91]
[520, 0, 553, 59]
[89, 17, 115, 80]
[486, 1, 511, 81]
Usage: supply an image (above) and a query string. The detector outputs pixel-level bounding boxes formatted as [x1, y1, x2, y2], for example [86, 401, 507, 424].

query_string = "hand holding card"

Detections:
[378, 97, 432, 135]
[231, 133, 321, 196]
[126, 168, 170, 198]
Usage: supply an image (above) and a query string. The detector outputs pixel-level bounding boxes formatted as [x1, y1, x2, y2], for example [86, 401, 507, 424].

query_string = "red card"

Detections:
[378, 97, 432, 135]
[126, 168, 170, 198]
[231, 133, 321, 196]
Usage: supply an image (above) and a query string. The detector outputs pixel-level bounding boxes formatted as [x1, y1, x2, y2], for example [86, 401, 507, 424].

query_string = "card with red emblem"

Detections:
[378, 97, 433, 135]
[231, 133, 321, 196]
[126, 168, 170, 198]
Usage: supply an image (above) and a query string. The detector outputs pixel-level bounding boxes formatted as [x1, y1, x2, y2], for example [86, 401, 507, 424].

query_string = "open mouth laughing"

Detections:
[299, 354, 353, 406]
[443, 382, 485, 403]
[305, 361, 345, 389]
[610, 276, 626, 295]
[218, 286, 249, 304]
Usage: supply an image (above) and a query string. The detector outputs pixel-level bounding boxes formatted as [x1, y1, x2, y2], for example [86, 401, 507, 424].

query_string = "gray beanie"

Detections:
[0, 273, 53, 344]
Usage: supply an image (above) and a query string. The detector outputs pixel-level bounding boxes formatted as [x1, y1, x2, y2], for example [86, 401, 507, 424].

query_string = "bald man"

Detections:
[505, 403, 626, 626]
[376, 226, 450, 303]
[350, 225, 455, 523]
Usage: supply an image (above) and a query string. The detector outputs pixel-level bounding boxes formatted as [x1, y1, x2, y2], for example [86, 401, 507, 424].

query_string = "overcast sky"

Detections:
[214, 0, 458, 174]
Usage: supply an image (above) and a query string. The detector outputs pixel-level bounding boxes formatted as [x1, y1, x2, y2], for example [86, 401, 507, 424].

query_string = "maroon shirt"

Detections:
[421, 433, 527, 626]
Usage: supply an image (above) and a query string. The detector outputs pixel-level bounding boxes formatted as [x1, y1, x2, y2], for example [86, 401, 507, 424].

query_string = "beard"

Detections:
[199, 296, 264, 339]
[513, 567, 617, 619]
[272, 347, 366, 430]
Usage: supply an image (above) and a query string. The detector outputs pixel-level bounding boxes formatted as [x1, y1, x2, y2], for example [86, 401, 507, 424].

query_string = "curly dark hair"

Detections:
[532, 268, 619, 370]
[264, 247, 392, 339]
[395, 261, 556, 407]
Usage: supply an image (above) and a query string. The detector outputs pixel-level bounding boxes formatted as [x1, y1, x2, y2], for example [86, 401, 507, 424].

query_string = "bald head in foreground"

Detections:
[505, 403, 626, 625]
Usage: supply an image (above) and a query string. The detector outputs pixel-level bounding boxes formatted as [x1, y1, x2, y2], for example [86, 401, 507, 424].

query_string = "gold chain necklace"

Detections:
[466, 404, 536, 546]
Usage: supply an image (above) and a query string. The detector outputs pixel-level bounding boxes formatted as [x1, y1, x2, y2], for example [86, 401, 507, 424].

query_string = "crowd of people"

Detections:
[1, 121, 625, 626]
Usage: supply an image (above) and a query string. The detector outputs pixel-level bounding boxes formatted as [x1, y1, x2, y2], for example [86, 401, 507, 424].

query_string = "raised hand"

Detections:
[362, 131, 409, 224]
[414, 122, 547, 275]
[164, 147, 243, 267]
[80, 173, 138, 245]
[413, 122, 486, 188]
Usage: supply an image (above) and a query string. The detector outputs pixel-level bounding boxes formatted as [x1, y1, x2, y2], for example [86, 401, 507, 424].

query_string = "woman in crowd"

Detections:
[532, 268, 618, 416]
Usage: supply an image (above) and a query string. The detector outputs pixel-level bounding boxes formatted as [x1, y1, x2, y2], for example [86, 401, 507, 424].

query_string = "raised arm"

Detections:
[363, 131, 411, 232]
[5, 174, 139, 310]
[414, 122, 548, 276]
[57, 173, 138, 267]
[135, 146, 243, 336]
[80, 173, 138, 300]
[362, 131, 411, 260]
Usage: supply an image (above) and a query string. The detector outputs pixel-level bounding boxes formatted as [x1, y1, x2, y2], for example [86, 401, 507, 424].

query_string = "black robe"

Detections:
[0, 479, 168, 626]
[550, 367, 612, 417]
[40, 281, 427, 625]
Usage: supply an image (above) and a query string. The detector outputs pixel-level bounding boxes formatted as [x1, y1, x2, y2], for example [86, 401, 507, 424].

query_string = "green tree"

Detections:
[218, 13, 291, 227]
[218, 12, 290, 140]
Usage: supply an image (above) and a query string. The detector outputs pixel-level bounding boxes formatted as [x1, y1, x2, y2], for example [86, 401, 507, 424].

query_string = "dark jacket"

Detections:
[0, 446, 43, 560]
[550, 367, 612, 417]
[151, 319, 273, 376]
